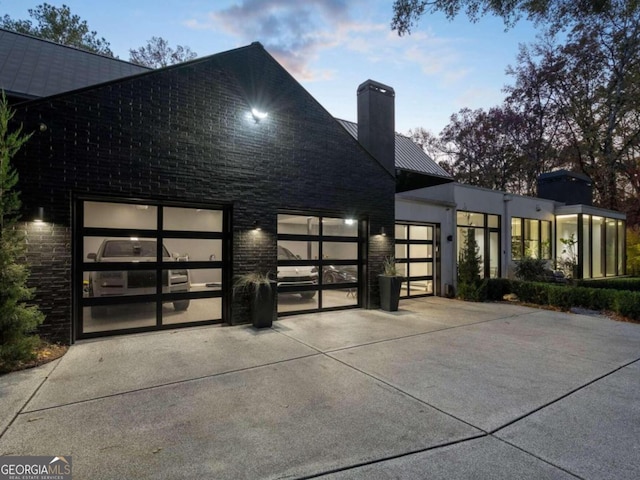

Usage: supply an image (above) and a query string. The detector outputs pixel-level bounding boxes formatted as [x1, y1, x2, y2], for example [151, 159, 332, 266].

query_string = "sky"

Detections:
[1, 0, 541, 134]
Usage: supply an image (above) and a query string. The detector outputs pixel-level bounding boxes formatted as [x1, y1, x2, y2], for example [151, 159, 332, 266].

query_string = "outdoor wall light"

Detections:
[447, 235, 453, 242]
[33, 206, 45, 223]
[251, 108, 268, 123]
[380, 226, 387, 237]
[39, 123, 47, 132]
[253, 220, 262, 231]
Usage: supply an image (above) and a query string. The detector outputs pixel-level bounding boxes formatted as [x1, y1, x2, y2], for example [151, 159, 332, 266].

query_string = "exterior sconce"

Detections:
[447, 235, 453, 242]
[251, 108, 268, 123]
[380, 227, 387, 236]
[39, 123, 47, 132]
[253, 220, 261, 231]
[33, 206, 45, 223]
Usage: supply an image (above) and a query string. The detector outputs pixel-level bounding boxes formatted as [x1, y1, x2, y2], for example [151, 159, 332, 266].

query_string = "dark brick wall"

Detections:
[12, 43, 395, 340]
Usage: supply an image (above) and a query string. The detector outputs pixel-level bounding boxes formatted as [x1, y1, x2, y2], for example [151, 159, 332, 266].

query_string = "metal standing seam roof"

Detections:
[336, 118, 452, 179]
[0, 28, 151, 100]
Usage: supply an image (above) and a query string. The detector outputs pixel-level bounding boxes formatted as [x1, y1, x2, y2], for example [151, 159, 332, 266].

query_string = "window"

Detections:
[457, 211, 500, 278]
[512, 218, 551, 260]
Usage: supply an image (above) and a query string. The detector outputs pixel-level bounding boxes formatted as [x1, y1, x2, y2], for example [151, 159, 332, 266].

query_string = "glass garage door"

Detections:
[277, 214, 362, 315]
[395, 223, 435, 298]
[77, 199, 227, 338]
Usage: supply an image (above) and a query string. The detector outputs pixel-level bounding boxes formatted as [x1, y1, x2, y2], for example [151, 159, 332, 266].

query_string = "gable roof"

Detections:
[336, 118, 452, 180]
[0, 28, 150, 101]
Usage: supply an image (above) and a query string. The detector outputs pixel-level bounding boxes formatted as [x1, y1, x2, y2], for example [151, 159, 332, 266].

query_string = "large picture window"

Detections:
[78, 199, 227, 337]
[277, 214, 361, 314]
[457, 211, 500, 278]
[511, 218, 552, 260]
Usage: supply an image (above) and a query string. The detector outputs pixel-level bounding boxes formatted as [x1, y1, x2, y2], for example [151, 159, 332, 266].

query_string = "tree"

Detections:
[129, 37, 197, 68]
[1, 3, 112, 55]
[457, 228, 482, 300]
[0, 92, 45, 373]
[391, 0, 623, 35]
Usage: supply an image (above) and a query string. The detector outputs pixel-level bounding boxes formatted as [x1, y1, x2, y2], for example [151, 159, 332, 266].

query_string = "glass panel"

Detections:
[395, 224, 408, 240]
[400, 281, 410, 298]
[409, 244, 432, 259]
[457, 227, 484, 278]
[83, 302, 156, 333]
[162, 297, 222, 325]
[322, 265, 358, 285]
[541, 221, 552, 260]
[395, 262, 407, 277]
[408, 279, 433, 295]
[582, 215, 591, 278]
[277, 262, 319, 287]
[556, 215, 579, 278]
[189, 269, 223, 292]
[489, 231, 499, 278]
[457, 211, 484, 227]
[409, 262, 432, 277]
[277, 215, 320, 236]
[511, 217, 522, 260]
[592, 216, 604, 278]
[618, 220, 625, 275]
[395, 243, 408, 260]
[85, 237, 164, 262]
[409, 225, 432, 240]
[163, 238, 222, 262]
[277, 241, 319, 261]
[277, 290, 319, 313]
[606, 219, 617, 276]
[322, 217, 358, 237]
[86, 270, 159, 297]
[322, 288, 358, 308]
[322, 242, 358, 260]
[163, 207, 223, 232]
[487, 215, 499, 229]
[524, 219, 540, 258]
[84, 201, 157, 229]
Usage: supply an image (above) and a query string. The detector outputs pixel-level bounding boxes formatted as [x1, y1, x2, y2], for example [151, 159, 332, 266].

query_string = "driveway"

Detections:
[1, 297, 639, 479]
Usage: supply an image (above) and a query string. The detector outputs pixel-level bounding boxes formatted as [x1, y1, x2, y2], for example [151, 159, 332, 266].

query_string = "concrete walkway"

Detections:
[1, 297, 639, 479]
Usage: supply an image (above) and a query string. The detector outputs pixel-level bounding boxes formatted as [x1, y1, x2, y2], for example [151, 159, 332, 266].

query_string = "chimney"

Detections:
[357, 80, 395, 176]
[537, 170, 593, 206]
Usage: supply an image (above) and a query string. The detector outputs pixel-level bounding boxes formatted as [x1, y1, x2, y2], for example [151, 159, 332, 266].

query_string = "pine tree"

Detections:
[0, 92, 45, 372]
[457, 228, 482, 300]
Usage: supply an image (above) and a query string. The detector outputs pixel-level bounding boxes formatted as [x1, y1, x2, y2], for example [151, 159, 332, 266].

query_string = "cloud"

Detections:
[185, 0, 469, 84]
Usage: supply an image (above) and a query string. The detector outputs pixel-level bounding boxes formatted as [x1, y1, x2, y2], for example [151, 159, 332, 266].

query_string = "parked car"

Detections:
[322, 265, 357, 284]
[87, 238, 190, 316]
[277, 245, 318, 299]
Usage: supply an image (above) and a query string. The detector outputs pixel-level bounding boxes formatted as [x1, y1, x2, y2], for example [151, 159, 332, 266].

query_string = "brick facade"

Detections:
[12, 43, 395, 342]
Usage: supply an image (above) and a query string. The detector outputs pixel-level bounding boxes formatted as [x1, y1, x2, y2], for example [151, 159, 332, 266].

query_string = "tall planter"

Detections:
[251, 281, 276, 328]
[379, 275, 403, 312]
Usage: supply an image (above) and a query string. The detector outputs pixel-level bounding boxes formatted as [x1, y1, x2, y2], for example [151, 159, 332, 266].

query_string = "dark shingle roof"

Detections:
[0, 28, 150, 100]
[336, 118, 451, 179]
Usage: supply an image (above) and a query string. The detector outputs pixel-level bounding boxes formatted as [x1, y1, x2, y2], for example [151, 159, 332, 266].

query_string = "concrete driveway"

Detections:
[1, 297, 639, 479]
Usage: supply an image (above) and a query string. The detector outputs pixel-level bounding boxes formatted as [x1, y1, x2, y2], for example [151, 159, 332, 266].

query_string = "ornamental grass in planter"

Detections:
[234, 272, 276, 328]
[379, 257, 404, 312]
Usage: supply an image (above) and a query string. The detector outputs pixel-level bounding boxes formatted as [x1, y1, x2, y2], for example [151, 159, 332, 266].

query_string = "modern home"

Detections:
[0, 29, 626, 343]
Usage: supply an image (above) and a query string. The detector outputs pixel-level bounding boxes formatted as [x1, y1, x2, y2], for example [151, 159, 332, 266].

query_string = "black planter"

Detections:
[251, 281, 276, 328]
[379, 275, 403, 311]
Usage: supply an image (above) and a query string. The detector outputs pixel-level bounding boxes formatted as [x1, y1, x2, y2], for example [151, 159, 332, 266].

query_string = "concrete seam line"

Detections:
[294, 433, 488, 480]
[490, 356, 640, 436]
[325, 352, 485, 433]
[0, 357, 65, 439]
[19, 352, 322, 414]
[491, 436, 586, 480]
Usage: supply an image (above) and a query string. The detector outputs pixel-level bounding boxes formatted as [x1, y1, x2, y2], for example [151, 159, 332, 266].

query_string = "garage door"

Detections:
[77, 199, 227, 338]
[277, 214, 362, 314]
[395, 223, 436, 297]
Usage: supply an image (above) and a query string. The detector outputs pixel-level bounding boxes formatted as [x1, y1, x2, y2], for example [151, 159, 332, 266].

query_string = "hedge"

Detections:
[575, 278, 640, 292]
[481, 278, 640, 321]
